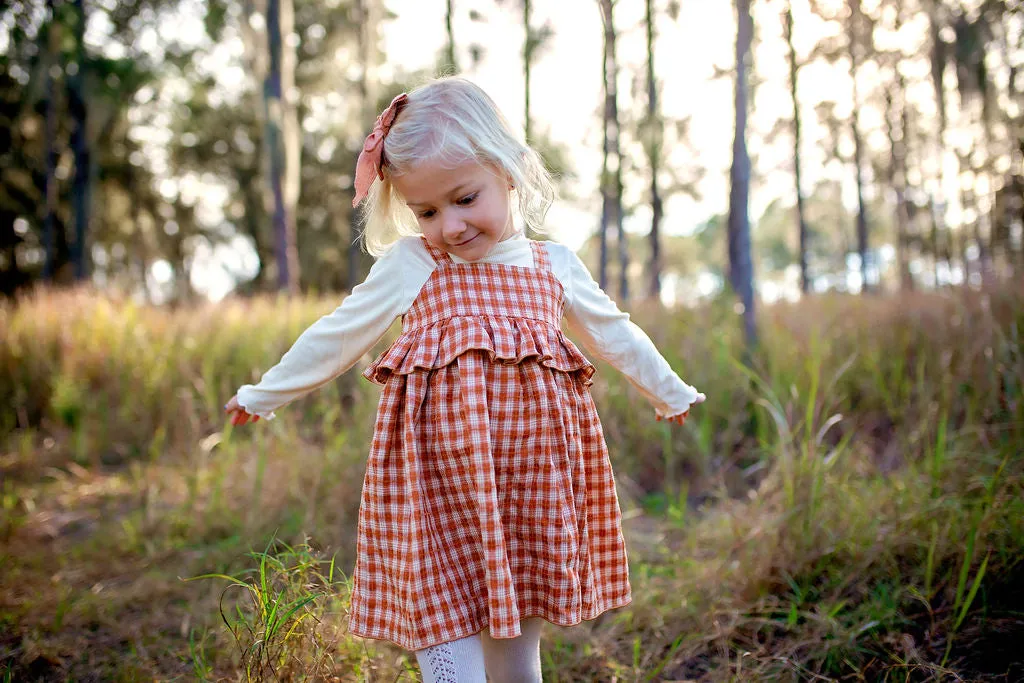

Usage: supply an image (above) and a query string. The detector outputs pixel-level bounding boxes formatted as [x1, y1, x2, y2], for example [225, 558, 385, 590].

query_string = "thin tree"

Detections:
[352, 0, 376, 290]
[445, 0, 458, 73]
[68, 0, 90, 281]
[882, 3, 913, 290]
[42, 0, 61, 282]
[884, 83, 913, 290]
[783, 2, 810, 294]
[848, 0, 871, 293]
[264, 0, 300, 293]
[729, 0, 756, 348]
[523, 0, 532, 143]
[643, 0, 662, 300]
[951, 9, 1000, 285]
[927, 0, 952, 286]
[598, 0, 627, 301]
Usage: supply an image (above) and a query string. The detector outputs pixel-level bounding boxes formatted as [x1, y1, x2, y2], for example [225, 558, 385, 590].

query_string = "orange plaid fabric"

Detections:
[348, 238, 632, 651]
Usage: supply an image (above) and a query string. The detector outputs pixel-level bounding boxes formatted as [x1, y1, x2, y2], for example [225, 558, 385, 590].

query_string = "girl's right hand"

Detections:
[656, 393, 706, 425]
[225, 394, 260, 426]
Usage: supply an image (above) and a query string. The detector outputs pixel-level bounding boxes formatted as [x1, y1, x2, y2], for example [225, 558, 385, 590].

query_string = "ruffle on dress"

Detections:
[363, 315, 595, 386]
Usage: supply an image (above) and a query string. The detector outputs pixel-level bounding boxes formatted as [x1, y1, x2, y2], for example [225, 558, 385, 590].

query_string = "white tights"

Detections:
[414, 618, 544, 683]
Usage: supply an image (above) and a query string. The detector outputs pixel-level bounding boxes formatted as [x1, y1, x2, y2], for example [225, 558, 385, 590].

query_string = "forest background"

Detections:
[2, 0, 1023, 680]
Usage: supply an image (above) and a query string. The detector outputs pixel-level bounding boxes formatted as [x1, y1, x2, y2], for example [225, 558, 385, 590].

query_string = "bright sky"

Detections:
[380, 0, 859, 250]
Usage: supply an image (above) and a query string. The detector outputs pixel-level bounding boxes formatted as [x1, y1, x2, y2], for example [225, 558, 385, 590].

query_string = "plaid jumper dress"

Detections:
[348, 237, 632, 651]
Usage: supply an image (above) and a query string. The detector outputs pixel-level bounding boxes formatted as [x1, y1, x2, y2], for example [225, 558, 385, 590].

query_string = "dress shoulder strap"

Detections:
[419, 236, 453, 265]
[530, 240, 552, 272]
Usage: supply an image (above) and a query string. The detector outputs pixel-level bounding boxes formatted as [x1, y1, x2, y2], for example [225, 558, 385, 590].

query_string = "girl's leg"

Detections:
[414, 632, 487, 683]
[480, 617, 544, 683]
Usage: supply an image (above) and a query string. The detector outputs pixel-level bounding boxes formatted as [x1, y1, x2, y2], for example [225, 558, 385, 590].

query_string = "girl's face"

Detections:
[392, 159, 516, 261]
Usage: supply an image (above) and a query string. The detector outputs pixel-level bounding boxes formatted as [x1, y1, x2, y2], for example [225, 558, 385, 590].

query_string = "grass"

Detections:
[1, 283, 1022, 681]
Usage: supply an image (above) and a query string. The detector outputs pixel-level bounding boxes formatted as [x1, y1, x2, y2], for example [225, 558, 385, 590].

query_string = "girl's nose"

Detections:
[441, 212, 467, 241]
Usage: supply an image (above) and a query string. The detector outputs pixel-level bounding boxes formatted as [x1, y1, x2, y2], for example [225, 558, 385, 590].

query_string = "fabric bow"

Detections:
[352, 92, 409, 208]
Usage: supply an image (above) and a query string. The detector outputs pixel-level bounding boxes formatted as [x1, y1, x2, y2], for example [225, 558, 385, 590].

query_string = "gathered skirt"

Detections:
[347, 350, 632, 651]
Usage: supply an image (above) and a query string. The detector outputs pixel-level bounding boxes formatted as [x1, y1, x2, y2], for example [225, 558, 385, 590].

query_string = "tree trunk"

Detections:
[973, 166, 994, 286]
[848, 0, 870, 293]
[929, 193, 942, 285]
[784, 3, 809, 295]
[885, 81, 912, 291]
[352, 0, 376, 290]
[523, 0, 532, 144]
[68, 0, 91, 282]
[729, 0, 756, 348]
[446, 0, 458, 73]
[43, 1, 61, 283]
[928, 0, 951, 287]
[240, 167, 272, 288]
[609, 7, 627, 303]
[597, 0, 616, 292]
[264, 0, 300, 294]
[645, 0, 662, 301]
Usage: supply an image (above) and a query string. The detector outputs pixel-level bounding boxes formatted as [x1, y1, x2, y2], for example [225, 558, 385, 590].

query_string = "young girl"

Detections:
[225, 77, 705, 683]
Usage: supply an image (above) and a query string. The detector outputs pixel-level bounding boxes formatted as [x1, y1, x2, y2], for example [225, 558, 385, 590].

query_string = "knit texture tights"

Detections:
[415, 618, 544, 683]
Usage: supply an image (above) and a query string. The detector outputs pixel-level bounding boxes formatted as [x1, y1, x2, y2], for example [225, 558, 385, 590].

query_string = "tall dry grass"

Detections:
[1, 283, 1022, 681]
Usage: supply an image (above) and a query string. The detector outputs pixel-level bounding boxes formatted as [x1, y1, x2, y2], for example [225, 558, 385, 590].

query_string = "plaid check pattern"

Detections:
[349, 238, 631, 651]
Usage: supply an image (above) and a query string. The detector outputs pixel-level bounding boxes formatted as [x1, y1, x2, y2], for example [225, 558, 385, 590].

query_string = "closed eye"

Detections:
[418, 209, 436, 219]
[457, 193, 478, 206]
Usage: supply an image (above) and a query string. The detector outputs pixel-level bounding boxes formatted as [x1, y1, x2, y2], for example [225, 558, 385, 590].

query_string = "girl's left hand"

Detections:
[225, 394, 261, 426]
[657, 410, 689, 426]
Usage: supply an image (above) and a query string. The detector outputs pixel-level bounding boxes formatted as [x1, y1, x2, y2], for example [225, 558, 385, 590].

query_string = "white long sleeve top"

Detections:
[235, 232, 702, 420]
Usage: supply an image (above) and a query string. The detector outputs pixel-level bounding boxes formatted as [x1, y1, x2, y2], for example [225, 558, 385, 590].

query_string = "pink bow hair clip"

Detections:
[352, 92, 409, 208]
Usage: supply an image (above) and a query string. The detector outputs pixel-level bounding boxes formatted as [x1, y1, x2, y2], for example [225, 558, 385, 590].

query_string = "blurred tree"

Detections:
[517, 0, 552, 147]
[617, 1, 701, 302]
[495, 0, 559, 239]
[598, 0, 627, 301]
[729, 0, 757, 347]
[351, 0, 379, 290]
[890, 9, 912, 289]
[195, 0, 394, 295]
[872, 0, 921, 291]
[42, 0, 63, 282]
[445, 0, 457, 74]
[850, 0, 871, 292]
[1, 0, 180, 299]
[991, 2, 1024, 277]
[951, 3, 1005, 284]
[809, 0, 876, 293]
[67, 0, 90, 282]
[578, 229, 702, 299]
[523, 0, 533, 142]
[642, 0, 662, 301]
[258, 0, 301, 294]
[782, 1, 810, 294]
[926, 0, 956, 284]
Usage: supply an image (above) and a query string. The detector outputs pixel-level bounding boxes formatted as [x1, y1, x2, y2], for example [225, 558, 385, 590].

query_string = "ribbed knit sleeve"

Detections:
[551, 243, 703, 418]
[234, 238, 432, 419]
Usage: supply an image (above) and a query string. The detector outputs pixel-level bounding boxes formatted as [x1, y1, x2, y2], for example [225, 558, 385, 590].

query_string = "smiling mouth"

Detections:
[454, 234, 479, 247]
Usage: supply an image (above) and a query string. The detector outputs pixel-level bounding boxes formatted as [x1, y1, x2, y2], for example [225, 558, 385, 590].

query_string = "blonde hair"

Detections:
[358, 77, 556, 257]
